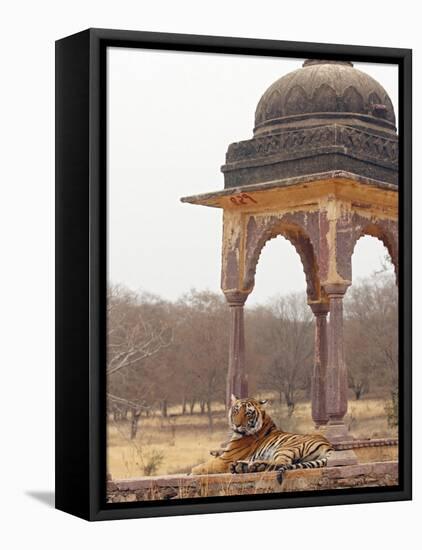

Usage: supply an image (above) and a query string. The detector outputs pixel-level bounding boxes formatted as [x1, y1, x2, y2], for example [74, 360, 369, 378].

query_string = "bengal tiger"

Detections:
[191, 395, 333, 483]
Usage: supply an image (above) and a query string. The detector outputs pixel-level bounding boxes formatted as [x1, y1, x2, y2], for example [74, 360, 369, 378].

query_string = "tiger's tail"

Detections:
[276, 457, 329, 484]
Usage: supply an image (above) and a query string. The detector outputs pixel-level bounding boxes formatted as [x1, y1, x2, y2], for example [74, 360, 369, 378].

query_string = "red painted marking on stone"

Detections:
[230, 194, 258, 206]
[241, 193, 258, 204]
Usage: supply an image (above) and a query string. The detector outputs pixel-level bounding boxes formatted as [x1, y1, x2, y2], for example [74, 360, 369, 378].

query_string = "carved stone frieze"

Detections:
[225, 124, 398, 168]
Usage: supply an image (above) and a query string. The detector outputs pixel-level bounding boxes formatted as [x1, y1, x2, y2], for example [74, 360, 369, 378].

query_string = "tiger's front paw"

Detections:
[191, 464, 206, 475]
[248, 461, 269, 473]
[230, 460, 249, 474]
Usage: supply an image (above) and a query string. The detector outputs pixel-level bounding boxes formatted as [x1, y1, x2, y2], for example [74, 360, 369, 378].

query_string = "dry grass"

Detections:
[107, 412, 228, 478]
[107, 398, 397, 479]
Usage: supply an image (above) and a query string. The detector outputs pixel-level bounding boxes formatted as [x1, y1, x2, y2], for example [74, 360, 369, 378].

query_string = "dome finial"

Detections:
[303, 59, 353, 67]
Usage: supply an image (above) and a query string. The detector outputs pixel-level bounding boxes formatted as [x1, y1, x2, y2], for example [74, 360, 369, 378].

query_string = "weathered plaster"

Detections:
[183, 174, 398, 430]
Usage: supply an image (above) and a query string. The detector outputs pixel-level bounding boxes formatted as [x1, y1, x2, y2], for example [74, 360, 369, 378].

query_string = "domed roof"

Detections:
[222, 59, 398, 189]
[254, 60, 396, 136]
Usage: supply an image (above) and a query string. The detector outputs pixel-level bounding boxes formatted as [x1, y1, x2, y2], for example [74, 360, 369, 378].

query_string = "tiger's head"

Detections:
[229, 394, 268, 437]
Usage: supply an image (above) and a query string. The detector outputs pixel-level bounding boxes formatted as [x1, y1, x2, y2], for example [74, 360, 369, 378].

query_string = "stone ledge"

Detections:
[333, 438, 398, 450]
[107, 461, 398, 503]
[327, 450, 358, 466]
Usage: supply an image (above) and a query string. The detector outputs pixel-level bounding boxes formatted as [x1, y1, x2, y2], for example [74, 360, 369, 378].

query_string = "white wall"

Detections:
[1, 1, 419, 548]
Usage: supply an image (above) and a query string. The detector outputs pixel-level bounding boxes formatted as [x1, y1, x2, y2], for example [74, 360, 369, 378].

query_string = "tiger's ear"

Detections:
[259, 399, 268, 405]
[231, 394, 239, 405]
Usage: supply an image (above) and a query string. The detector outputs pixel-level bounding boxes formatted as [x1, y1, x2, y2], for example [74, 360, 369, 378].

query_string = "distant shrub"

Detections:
[143, 449, 164, 476]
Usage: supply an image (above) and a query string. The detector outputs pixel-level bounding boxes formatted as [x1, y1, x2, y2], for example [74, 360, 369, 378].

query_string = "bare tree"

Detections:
[107, 285, 172, 438]
[251, 293, 314, 416]
[175, 290, 229, 429]
[106, 271, 397, 440]
[107, 286, 172, 377]
[345, 273, 398, 399]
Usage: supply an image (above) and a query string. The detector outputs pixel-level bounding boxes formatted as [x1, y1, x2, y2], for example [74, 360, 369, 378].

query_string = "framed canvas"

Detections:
[55, 28, 412, 521]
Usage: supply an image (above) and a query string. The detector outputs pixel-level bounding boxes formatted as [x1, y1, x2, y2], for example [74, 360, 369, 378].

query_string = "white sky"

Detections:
[107, 48, 398, 306]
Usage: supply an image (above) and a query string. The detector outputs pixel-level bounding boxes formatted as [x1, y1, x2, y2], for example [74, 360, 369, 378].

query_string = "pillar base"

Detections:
[319, 421, 354, 443]
[319, 421, 358, 465]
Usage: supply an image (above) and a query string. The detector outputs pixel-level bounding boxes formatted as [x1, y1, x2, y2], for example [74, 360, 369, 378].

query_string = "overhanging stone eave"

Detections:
[180, 170, 398, 209]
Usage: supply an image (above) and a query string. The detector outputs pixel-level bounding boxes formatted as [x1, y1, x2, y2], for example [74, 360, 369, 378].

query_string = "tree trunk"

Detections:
[287, 401, 295, 418]
[161, 399, 168, 418]
[206, 400, 213, 431]
[285, 390, 295, 417]
[130, 408, 141, 440]
[352, 381, 366, 400]
[284, 388, 296, 418]
[200, 400, 206, 414]
[181, 397, 187, 415]
[189, 399, 196, 415]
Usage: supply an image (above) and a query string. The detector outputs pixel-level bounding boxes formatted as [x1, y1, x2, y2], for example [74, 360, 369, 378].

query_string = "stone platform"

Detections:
[107, 460, 398, 503]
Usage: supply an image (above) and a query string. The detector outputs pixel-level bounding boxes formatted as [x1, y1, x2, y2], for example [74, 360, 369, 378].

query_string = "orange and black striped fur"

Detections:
[191, 395, 333, 482]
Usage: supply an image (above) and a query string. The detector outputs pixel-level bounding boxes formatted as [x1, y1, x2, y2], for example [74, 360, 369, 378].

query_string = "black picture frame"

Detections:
[55, 28, 412, 521]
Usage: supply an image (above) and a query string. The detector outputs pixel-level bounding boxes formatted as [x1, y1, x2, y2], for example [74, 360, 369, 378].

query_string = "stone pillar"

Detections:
[224, 291, 249, 408]
[323, 282, 352, 442]
[309, 302, 329, 428]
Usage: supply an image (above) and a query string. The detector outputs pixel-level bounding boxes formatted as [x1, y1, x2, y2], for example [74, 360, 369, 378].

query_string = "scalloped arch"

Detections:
[352, 222, 398, 284]
[244, 220, 321, 302]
